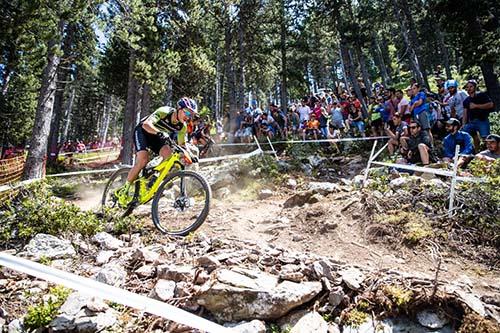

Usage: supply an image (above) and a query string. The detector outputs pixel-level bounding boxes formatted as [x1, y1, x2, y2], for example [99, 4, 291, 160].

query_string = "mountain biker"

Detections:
[118, 97, 198, 198]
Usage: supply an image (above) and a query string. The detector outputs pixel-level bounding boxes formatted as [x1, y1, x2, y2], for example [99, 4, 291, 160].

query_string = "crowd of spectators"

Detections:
[219, 76, 498, 168]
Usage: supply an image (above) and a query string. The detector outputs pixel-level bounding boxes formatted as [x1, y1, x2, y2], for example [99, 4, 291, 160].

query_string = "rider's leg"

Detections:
[159, 144, 173, 160]
[126, 150, 150, 183]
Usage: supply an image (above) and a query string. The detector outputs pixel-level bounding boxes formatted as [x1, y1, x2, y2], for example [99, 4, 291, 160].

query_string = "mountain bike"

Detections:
[101, 140, 211, 236]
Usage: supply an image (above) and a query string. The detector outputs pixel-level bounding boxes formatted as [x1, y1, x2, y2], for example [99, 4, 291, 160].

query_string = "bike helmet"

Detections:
[445, 80, 458, 90]
[177, 97, 198, 117]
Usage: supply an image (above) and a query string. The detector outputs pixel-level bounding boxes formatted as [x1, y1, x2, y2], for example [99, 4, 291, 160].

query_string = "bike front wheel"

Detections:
[101, 167, 135, 217]
[151, 170, 211, 236]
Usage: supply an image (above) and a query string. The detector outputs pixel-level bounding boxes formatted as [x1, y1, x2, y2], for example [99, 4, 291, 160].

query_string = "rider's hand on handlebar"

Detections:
[157, 132, 172, 146]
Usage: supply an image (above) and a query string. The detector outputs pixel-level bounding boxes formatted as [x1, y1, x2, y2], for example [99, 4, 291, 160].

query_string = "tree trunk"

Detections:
[356, 45, 372, 97]
[338, 49, 350, 93]
[164, 78, 173, 106]
[371, 33, 391, 86]
[236, 21, 246, 111]
[279, 0, 287, 114]
[23, 21, 64, 180]
[62, 87, 75, 143]
[224, 23, 238, 132]
[141, 82, 151, 117]
[393, 0, 426, 87]
[340, 40, 368, 117]
[100, 95, 111, 146]
[436, 27, 452, 79]
[121, 53, 139, 165]
[215, 46, 223, 120]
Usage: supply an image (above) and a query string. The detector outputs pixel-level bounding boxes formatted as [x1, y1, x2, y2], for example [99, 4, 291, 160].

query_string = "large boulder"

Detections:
[196, 268, 322, 321]
[308, 182, 342, 194]
[23, 234, 76, 260]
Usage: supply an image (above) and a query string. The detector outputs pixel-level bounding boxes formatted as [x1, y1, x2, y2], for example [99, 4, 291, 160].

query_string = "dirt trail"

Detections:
[73, 183, 499, 298]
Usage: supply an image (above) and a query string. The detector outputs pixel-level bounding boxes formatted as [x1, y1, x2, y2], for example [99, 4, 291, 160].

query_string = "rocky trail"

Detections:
[1, 154, 499, 332]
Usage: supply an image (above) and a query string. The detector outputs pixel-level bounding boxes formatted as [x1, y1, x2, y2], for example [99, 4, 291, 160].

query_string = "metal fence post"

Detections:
[266, 136, 279, 160]
[448, 144, 460, 217]
[362, 140, 378, 187]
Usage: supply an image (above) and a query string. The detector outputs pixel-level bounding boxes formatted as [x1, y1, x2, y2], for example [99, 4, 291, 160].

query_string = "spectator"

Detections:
[289, 108, 300, 138]
[442, 118, 474, 168]
[368, 96, 383, 137]
[319, 108, 329, 138]
[463, 80, 495, 149]
[399, 120, 435, 165]
[476, 134, 500, 162]
[409, 83, 433, 145]
[396, 89, 410, 121]
[386, 112, 408, 155]
[329, 101, 345, 132]
[445, 80, 468, 122]
[303, 113, 320, 140]
[297, 100, 311, 124]
[348, 105, 365, 137]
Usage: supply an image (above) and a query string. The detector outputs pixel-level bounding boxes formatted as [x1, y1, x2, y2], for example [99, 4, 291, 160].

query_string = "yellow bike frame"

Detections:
[135, 152, 184, 204]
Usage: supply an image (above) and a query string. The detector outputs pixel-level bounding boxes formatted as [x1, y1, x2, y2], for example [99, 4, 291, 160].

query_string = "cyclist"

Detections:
[117, 97, 198, 199]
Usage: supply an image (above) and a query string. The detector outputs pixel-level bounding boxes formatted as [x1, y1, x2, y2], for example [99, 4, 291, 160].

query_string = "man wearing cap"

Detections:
[476, 134, 500, 162]
[445, 80, 468, 121]
[463, 80, 495, 149]
[442, 118, 474, 168]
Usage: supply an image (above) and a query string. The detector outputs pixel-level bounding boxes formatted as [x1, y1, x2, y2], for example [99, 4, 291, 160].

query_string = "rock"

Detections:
[205, 170, 236, 190]
[95, 250, 114, 265]
[151, 279, 176, 301]
[308, 155, 326, 168]
[135, 265, 156, 278]
[308, 182, 342, 194]
[50, 314, 76, 331]
[157, 264, 194, 282]
[290, 311, 328, 333]
[196, 268, 322, 321]
[197, 256, 221, 271]
[428, 178, 448, 189]
[455, 289, 486, 316]
[279, 271, 304, 282]
[382, 317, 454, 333]
[215, 187, 231, 199]
[132, 248, 160, 263]
[283, 190, 315, 208]
[74, 309, 117, 332]
[7, 319, 22, 333]
[86, 297, 109, 313]
[23, 234, 76, 260]
[224, 320, 266, 333]
[312, 260, 337, 280]
[91, 232, 124, 250]
[352, 175, 365, 186]
[258, 189, 274, 200]
[340, 267, 365, 290]
[328, 287, 345, 308]
[287, 178, 298, 189]
[301, 163, 313, 176]
[389, 176, 424, 189]
[95, 263, 126, 287]
[59, 292, 91, 316]
[277, 160, 291, 171]
[308, 193, 324, 204]
[416, 309, 449, 329]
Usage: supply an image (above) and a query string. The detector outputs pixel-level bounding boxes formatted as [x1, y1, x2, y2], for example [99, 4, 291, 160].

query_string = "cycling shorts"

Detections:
[134, 125, 165, 154]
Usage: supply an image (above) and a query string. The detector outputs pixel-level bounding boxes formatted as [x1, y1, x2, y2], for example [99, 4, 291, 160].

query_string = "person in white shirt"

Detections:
[445, 80, 468, 121]
[396, 89, 410, 118]
[297, 100, 311, 123]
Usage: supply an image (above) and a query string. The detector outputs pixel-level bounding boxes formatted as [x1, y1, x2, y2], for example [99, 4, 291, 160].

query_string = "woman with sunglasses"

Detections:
[118, 97, 198, 198]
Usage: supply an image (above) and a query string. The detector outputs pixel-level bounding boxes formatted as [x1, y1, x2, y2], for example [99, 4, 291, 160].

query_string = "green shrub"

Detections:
[24, 286, 71, 330]
[0, 182, 103, 244]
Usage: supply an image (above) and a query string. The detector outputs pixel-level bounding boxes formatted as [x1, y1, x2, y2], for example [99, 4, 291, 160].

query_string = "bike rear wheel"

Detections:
[151, 170, 211, 236]
[101, 167, 135, 217]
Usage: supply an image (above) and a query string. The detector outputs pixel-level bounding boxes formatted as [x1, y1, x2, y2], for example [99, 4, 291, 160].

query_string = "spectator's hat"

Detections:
[485, 134, 500, 143]
[463, 79, 477, 89]
[446, 118, 461, 127]
[444, 79, 458, 90]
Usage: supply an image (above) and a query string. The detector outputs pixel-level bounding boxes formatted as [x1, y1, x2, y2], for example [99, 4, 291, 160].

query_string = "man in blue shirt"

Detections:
[409, 83, 432, 145]
[442, 118, 474, 168]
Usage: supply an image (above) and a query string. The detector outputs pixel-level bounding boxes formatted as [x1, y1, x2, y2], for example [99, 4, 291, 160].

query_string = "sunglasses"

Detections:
[409, 126, 418, 129]
[183, 109, 192, 118]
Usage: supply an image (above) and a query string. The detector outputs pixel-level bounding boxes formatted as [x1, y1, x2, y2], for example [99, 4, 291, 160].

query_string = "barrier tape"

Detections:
[0, 253, 233, 333]
[212, 136, 389, 147]
[370, 161, 483, 182]
[199, 148, 263, 163]
[59, 147, 119, 157]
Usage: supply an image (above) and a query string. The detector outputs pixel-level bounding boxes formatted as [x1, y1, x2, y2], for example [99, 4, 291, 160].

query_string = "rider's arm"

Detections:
[142, 119, 161, 135]
[142, 107, 169, 135]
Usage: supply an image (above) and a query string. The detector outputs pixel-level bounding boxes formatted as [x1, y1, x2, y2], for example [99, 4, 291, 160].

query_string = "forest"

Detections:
[0, 0, 499, 179]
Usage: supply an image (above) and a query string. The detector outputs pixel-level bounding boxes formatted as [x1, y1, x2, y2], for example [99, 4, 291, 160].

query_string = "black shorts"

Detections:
[371, 118, 383, 128]
[134, 125, 165, 154]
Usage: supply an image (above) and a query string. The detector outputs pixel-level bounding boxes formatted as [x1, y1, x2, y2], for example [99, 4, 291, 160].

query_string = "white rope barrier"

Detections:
[211, 136, 390, 147]
[45, 168, 120, 178]
[0, 253, 233, 333]
[198, 148, 263, 164]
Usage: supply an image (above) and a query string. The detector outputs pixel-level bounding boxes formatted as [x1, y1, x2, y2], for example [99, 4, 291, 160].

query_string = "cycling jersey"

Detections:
[135, 106, 188, 153]
[140, 106, 187, 145]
